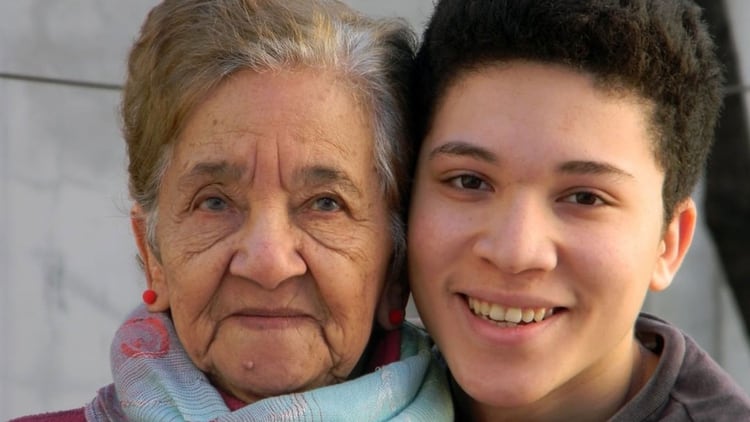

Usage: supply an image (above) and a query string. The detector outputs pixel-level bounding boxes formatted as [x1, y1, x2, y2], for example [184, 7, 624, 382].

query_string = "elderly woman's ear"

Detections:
[376, 272, 410, 331]
[131, 205, 170, 312]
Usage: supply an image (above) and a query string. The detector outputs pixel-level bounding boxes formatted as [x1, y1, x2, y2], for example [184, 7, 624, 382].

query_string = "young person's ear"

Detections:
[131, 205, 170, 312]
[650, 198, 697, 292]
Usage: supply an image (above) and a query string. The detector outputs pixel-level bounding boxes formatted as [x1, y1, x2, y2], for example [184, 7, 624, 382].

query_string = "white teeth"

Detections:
[522, 308, 535, 323]
[470, 297, 481, 315]
[489, 304, 505, 320]
[534, 308, 546, 322]
[505, 307, 522, 323]
[467, 297, 554, 325]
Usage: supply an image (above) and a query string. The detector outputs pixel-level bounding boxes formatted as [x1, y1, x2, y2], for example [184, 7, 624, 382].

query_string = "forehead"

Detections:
[170, 68, 375, 178]
[468, 61, 655, 155]
[426, 61, 662, 174]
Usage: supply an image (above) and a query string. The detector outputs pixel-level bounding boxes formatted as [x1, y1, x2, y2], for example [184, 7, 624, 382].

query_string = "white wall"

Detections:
[1, 1, 747, 419]
[639, 0, 750, 397]
[1, 2, 156, 418]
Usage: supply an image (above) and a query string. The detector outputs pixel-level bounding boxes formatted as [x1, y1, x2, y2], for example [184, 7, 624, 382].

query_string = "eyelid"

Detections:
[306, 192, 348, 213]
[559, 190, 609, 206]
[190, 185, 231, 211]
[195, 195, 229, 212]
[444, 172, 494, 192]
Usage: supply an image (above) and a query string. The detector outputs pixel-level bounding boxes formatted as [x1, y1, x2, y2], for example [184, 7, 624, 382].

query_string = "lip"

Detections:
[226, 308, 317, 330]
[455, 293, 565, 346]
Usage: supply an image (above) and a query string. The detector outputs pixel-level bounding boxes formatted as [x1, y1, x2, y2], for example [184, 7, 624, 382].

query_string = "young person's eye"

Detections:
[561, 191, 606, 206]
[448, 174, 491, 191]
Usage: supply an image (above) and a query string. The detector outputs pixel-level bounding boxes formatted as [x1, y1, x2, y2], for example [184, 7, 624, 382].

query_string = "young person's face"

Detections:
[408, 61, 695, 415]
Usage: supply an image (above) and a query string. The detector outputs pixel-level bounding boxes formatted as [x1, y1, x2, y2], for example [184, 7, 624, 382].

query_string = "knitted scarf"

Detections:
[85, 305, 452, 421]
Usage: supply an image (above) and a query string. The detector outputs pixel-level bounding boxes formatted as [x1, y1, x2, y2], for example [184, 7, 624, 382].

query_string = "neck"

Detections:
[458, 338, 658, 422]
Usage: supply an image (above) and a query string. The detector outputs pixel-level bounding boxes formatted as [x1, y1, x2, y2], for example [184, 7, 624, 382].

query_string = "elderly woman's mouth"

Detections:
[228, 308, 317, 329]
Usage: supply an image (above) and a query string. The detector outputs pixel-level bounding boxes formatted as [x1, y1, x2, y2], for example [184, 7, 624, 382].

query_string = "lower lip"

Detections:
[458, 295, 562, 346]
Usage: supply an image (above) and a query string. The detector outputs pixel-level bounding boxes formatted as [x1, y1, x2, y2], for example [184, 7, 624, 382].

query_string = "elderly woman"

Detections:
[14, 0, 451, 420]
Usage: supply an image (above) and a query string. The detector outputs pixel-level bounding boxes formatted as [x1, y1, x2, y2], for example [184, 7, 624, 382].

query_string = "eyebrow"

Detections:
[427, 140, 633, 179]
[178, 161, 245, 189]
[427, 141, 498, 163]
[558, 160, 634, 179]
[179, 161, 362, 196]
[296, 165, 363, 197]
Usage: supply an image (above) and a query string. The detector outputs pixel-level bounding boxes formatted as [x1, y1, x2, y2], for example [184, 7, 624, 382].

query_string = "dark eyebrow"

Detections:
[428, 142, 633, 179]
[297, 165, 362, 197]
[427, 141, 497, 163]
[178, 161, 245, 188]
[558, 160, 634, 179]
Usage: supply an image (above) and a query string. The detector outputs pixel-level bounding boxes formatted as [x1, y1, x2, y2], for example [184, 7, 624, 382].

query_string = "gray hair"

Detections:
[122, 0, 416, 278]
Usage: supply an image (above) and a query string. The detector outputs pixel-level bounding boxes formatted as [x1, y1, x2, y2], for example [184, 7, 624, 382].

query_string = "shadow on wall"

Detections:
[698, 0, 750, 343]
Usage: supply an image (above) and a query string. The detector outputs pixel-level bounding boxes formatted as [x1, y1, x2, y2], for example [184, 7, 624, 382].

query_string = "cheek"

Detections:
[157, 246, 232, 362]
[564, 227, 659, 310]
[310, 216, 390, 309]
[164, 215, 241, 263]
[408, 218, 450, 317]
[408, 202, 468, 271]
[314, 264, 383, 369]
[324, 240, 388, 313]
[160, 240, 230, 300]
[170, 303, 219, 368]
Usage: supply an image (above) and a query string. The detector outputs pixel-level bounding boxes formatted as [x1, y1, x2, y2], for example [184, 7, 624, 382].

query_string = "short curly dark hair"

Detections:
[413, 0, 723, 221]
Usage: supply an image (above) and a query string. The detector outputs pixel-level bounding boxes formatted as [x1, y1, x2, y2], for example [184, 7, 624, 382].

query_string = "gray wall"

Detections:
[1, 1, 747, 419]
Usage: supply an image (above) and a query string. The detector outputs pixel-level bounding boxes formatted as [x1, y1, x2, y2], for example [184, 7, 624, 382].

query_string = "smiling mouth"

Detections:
[466, 296, 559, 327]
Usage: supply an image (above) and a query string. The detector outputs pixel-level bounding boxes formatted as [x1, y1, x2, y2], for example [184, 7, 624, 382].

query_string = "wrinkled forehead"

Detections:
[164, 68, 378, 192]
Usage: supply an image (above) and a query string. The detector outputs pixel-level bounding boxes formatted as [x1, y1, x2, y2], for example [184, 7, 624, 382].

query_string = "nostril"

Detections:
[228, 241, 306, 289]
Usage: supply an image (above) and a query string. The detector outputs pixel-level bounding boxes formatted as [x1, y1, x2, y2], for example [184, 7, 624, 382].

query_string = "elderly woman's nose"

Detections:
[229, 211, 308, 289]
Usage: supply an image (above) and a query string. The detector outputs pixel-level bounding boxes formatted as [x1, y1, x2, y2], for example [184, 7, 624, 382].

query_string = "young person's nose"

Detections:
[229, 208, 308, 289]
[472, 195, 557, 275]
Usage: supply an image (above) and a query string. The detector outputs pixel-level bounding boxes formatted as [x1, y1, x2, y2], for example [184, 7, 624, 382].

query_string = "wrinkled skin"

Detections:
[133, 68, 394, 404]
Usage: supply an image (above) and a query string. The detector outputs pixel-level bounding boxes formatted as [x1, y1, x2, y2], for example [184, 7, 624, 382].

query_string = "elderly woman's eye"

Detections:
[198, 196, 228, 211]
[311, 196, 342, 212]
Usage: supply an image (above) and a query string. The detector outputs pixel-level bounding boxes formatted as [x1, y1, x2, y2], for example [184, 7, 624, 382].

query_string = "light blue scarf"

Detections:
[85, 305, 452, 421]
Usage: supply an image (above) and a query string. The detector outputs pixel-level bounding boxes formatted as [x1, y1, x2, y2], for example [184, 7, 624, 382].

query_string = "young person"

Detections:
[407, 0, 750, 420]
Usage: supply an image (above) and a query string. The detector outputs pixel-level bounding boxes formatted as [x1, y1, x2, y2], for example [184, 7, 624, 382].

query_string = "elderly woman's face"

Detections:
[139, 69, 392, 402]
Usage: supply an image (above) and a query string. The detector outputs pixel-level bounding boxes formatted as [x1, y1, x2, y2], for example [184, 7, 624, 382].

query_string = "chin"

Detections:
[453, 363, 554, 410]
[209, 350, 331, 402]
[223, 369, 324, 402]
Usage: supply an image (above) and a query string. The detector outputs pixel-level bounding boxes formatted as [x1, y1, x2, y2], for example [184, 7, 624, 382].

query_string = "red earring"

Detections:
[389, 309, 405, 326]
[142, 289, 157, 305]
